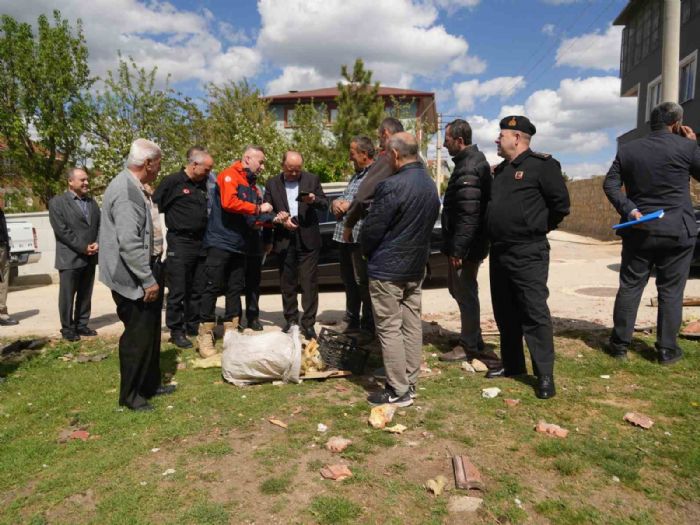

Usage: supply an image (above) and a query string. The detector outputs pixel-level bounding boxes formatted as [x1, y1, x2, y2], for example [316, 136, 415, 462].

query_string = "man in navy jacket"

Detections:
[361, 132, 440, 407]
[604, 101, 700, 365]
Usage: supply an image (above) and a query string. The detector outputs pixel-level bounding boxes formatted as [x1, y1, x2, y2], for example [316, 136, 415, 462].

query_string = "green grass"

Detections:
[1, 332, 699, 524]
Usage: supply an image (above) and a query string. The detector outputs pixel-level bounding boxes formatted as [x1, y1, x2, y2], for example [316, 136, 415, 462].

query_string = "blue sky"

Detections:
[0, 0, 636, 178]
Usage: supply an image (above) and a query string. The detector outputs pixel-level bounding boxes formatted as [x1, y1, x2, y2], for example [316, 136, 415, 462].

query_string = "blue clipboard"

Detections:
[612, 209, 664, 230]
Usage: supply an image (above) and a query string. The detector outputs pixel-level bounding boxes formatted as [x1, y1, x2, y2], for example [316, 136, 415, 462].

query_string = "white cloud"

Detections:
[562, 161, 610, 180]
[542, 23, 556, 36]
[468, 76, 635, 157]
[453, 76, 526, 111]
[431, 0, 480, 13]
[555, 25, 622, 71]
[0, 0, 260, 86]
[258, 0, 485, 93]
[265, 66, 335, 95]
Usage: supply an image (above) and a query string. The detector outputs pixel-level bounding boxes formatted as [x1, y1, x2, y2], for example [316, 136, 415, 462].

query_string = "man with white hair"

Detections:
[99, 138, 174, 411]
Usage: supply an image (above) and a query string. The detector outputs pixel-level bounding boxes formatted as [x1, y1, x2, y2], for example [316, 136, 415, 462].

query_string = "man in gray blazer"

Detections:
[99, 138, 174, 411]
[49, 168, 100, 341]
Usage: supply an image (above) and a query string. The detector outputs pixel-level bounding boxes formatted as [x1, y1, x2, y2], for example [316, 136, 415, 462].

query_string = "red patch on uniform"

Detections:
[183, 188, 191, 194]
[514, 171, 524, 180]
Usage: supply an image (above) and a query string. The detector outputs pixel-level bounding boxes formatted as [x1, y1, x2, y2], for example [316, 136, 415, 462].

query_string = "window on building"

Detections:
[650, 1, 660, 51]
[679, 51, 697, 103]
[284, 107, 296, 127]
[329, 108, 338, 123]
[646, 76, 662, 121]
[681, 0, 691, 23]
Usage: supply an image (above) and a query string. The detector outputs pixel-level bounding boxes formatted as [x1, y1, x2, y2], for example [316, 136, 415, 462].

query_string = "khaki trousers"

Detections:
[369, 277, 424, 396]
[0, 245, 10, 318]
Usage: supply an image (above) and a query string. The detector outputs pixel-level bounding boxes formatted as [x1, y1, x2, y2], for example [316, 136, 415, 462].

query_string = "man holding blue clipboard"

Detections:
[603, 102, 700, 365]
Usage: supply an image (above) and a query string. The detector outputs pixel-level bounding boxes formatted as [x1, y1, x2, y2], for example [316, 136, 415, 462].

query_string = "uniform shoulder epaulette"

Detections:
[530, 151, 552, 160]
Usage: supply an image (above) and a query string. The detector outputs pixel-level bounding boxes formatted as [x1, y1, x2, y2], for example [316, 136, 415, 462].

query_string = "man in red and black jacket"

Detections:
[196, 145, 273, 356]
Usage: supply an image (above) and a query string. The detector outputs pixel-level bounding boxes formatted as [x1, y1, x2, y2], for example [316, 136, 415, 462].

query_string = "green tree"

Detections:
[290, 102, 346, 181]
[89, 55, 204, 191]
[205, 80, 287, 181]
[0, 10, 93, 205]
[332, 59, 385, 155]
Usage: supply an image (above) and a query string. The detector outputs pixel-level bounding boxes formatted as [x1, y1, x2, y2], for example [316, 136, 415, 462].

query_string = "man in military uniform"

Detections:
[604, 102, 700, 365]
[153, 147, 213, 349]
[486, 116, 570, 399]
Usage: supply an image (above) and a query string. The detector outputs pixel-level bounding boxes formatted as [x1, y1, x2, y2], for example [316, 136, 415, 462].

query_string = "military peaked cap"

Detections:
[499, 115, 536, 135]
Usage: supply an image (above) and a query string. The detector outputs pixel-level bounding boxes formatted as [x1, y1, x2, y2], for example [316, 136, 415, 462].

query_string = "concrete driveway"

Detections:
[3, 230, 700, 339]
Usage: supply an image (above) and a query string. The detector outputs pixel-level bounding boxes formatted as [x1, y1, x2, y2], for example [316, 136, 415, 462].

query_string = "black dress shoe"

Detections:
[604, 341, 628, 360]
[282, 320, 299, 333]
[154, 384, 177, 396]
[62, 331, 81, 342]
[303, 326, 317, 340]
[248, 318, 263, 331]
[658, 347, 683, 366]
[0, 317, 19, 326]
[76, 327, 98, 336]
[536, 375, 556, 399]
[169, 334, 193, 349]
[485, 367, 506, 379]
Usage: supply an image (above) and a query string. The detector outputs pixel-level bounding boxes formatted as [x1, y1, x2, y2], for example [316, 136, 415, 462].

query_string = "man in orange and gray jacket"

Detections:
[196, 145, 273, 356]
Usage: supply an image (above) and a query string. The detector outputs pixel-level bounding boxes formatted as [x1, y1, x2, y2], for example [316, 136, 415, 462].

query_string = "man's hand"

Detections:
[264, 243, 273, 255]
[331, 199, 350, 219]
[301, 193, 315, 204]
[679, 125, 697, 142]
[342, 227, 353, 243]
[260, 202, 273, 214]
[629, 209, 643, 220]
[283, 217, 299, 231]
[85, 242, 99, 256]
[449, 256, 462, 269]
[143, 283, 160, 303]
[274, 211, 290, 224]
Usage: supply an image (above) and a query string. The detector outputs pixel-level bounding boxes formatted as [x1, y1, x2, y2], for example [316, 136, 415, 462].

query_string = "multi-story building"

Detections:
[615, 0, 700, 143]
[264, 86, 437, 150]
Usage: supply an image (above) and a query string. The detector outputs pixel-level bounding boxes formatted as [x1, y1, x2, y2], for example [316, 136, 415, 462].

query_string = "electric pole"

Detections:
[435, 113, 442, 194]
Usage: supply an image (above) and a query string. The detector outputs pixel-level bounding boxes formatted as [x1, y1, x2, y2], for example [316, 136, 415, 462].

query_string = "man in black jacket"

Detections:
[604, 101, 700, 365]
[264, 151, 328, 340]
[361, 132, 440, 407]
[0, 192, 18, 327]
[438, 119, 501, 372]
[487, 116, 570, 399]
[48, 168, 101, 341]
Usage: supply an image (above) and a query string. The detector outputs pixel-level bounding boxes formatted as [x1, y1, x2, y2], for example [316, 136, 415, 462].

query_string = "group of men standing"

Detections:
[42, 101, 700, 411]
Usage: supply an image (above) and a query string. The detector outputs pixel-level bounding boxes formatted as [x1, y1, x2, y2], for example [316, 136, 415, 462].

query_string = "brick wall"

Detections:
[560, 177, 700, 241]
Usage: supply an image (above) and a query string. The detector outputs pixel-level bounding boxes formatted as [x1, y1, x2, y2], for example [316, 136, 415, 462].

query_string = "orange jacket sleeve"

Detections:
[217, 167, 258, 215]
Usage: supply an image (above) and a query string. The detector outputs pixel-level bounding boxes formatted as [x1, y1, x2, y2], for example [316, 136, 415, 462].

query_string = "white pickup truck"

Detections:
[6, 220, 41, 283]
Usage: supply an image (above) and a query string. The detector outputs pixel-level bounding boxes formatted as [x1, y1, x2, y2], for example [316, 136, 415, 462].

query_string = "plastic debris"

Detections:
[425, 475, 448, 496]
[384, 424, 407, 434]
[504, 398, 520, 407]
[317, 423, 328, 433]
[162, 468, 176, 476]
[481, 387, 501, 399]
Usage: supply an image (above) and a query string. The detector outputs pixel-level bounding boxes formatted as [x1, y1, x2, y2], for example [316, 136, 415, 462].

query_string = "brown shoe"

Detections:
[439, 345, 468, 362]
[223, 319, 239, 335]
[197, 322, 216, 358]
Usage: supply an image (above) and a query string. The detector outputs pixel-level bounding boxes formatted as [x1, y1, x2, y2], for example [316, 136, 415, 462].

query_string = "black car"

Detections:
[260, 186, 448, 287]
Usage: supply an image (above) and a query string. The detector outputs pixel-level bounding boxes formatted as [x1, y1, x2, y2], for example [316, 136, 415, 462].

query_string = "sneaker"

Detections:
[408, 385, 417, 399]
[373, 366, 386, 381]
[367, 387, 413, 407]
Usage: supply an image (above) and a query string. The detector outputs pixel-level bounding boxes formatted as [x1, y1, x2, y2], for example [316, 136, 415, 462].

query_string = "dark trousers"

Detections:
[239, 254, 262, 323]
[447, 259, 483, 351]
[278, 235, 319, 329]
[338, 242, 373, 330]
[610, 232, 694, 353]
[112, 259, 164, 409]
[58, 263, 96, 334]
[164, 235, 206, 335]
[199, 247, 246, 323]
[490, 241, 554, 377]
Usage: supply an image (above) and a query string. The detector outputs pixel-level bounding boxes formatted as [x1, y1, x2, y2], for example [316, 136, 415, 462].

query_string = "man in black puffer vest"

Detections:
[438, 119, 501, 373]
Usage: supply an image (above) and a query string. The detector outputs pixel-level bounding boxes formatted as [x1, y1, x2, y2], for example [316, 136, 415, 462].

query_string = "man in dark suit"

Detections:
[604, 101, 700, 365]
[49, 168, 100, 341]
[264, 151, 328, 339]
[0, 191, 18, 326]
